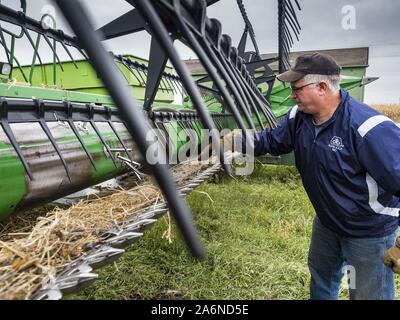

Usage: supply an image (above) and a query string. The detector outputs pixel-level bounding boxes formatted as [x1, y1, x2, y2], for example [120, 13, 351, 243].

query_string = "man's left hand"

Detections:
[383, 236, 400, 274]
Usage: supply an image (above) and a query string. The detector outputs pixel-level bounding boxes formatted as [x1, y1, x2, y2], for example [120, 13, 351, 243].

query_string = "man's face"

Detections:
[289, 78, 321, 114]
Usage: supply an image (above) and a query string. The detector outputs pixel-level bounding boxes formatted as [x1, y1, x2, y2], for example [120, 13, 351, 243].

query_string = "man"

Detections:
[236, 52, 400, 299]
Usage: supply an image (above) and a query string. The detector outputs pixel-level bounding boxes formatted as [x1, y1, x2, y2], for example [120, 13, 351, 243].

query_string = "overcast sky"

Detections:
[2, 0, 400, 104]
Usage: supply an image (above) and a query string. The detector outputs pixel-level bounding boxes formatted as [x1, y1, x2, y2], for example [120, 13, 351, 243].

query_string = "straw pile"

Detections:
[0, 160, 210, 300]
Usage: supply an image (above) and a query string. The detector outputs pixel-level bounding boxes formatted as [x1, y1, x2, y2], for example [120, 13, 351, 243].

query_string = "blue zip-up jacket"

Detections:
[252, 90, 400, 237]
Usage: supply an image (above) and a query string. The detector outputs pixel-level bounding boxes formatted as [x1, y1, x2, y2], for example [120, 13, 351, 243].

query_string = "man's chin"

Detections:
[297, 104, 310, 114]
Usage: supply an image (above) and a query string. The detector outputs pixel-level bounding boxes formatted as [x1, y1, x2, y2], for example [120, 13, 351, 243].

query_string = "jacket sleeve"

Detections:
[357, 120, 400, 196]
[242, 106, 296, 157]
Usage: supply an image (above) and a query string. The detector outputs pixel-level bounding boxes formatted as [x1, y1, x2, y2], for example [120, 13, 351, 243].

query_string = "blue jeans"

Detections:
[308, 216, 397, 300]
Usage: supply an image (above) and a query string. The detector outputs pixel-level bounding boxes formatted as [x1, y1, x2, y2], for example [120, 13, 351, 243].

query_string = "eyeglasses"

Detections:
[290, 82, 318, 93]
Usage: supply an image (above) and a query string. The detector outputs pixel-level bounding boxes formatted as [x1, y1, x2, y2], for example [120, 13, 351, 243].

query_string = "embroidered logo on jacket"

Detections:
[328, 136, 344, 152]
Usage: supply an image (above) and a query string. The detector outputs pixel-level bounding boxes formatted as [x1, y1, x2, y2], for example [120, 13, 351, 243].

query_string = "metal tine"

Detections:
[0, 98, 34, 180]
[119, 57, 142, 84]
[182, 115, 198, 144]
[164, 74, 177, 93]
[294, 0, 301, 11]
[230, 53, 265, 129]
[42, 33, 64, 72]
[126, 65, 143, 86]
[107, 120, 133, 161]
[55, 0, 205, 259]
[170, 75, 183, 95]
[22, 26, 44, 65]
[67, 119, 97, 170]
[130, 0, 232, 175]
[184, 118, 197, 140]
[140, 63, 150, 78]
[173, 77, 185, 96]
[179, 78, 189, 96]
[160, 76, 170, 92]
[63, 101, 97, 170]
[283, 24, 295, 46]
[104, 231, 143, 248]
[89, 118, 118, 167]
[55, 264, 98, 294]
[170, 1, 251, 141]
[280, 40, 289, 59]
[285, 59, 290, 71]
[181, 113, 196, 138]
[283, 21, 295, 43]
[237, 64, 277, 127]
[32, 289, 63, 300]
[284, 0, 301, 30]
[84, 246, 125, 269]
[250, 86, 276, 128]
[135, 67, 147, 85]
[0, 26, 10, 64]
[164, 75, 178, 94]
[122, 159, 143, 180]
[284, 12, 300, 37]
[281, 31, 292, 54]
[0, 121, 34, 180]
[138, 207, 167, 219]
[176, 116, 189, 142]
[219, 41, 261, 127]
[283, 0, 301, 31]
[34, 99, 72, 182]
[255, 91, 276, 126]
[116, 154, 139, 166]
[152, 121, 169, 152]
[282, 3, 296, 33]
[59, 41, 79, 69]
[156, 75, 167, 93]
[155, 120, 174, 154]
[283, 45, 290, 66]
[281, 31, 290, 55]
[121, 218, 157, 232]
[196, 18, 257, 132]
[76, 46, 89, 61]
[162, 74, 174, 93]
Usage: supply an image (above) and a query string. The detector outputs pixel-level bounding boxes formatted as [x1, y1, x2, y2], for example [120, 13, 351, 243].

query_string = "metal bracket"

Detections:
[115, 154, 144, 181]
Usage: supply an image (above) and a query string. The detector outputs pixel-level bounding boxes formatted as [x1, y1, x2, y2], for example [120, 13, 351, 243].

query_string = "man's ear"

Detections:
[318, 81, 329, 94]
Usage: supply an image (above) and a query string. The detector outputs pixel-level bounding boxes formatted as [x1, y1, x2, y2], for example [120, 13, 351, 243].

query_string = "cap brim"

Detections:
[276, 70, 305, 82]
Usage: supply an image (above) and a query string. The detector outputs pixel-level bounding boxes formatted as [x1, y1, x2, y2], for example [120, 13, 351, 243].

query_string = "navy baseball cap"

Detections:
[277, 52, 341, 82]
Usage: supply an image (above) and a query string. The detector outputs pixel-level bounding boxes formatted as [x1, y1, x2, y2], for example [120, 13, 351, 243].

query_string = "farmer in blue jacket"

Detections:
[238, 52, 400, 299]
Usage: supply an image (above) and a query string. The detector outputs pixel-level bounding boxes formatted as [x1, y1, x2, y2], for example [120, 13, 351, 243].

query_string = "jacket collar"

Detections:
[301, 89, 349, 128]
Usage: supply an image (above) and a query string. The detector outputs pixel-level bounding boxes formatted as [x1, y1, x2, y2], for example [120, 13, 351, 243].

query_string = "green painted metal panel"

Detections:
[0, 83, 114, 105]
[11, 55, 175, 103]
[0, 137, 26, 220]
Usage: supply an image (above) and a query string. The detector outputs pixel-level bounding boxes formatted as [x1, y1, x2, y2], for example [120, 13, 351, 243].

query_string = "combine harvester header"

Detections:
[0, 0, 374, 299]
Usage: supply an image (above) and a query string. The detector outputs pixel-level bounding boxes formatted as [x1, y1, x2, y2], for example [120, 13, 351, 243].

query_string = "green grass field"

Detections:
[67, 163, 400, 300]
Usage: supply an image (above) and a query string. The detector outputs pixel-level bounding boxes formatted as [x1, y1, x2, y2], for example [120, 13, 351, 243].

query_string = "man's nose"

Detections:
[290, 91, 297, 99]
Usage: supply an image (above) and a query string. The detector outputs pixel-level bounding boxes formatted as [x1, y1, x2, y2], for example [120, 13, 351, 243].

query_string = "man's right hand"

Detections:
[383, 236, 400, 274]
